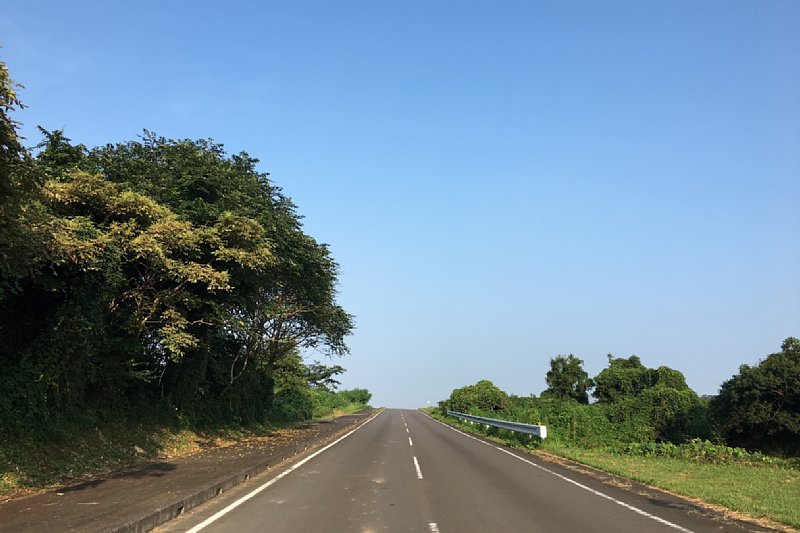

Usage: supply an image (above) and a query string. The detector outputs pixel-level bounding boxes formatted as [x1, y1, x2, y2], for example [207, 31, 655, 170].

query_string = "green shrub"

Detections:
[618, 439, 800, 468]
[338, 388, 371, 405]
[445, 380, 509, 412]
[306, 388, 371, 418]
[452, 391, 709, 449]
[271, 386, 313, 422]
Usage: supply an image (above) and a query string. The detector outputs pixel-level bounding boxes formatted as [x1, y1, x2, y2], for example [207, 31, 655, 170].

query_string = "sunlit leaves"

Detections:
[1, 60, 353, 433]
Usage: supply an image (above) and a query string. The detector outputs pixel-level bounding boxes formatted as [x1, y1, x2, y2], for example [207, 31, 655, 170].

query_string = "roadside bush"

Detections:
[445, 380, 509, 413]
[470, 397, 621, 448]
[339, 388, 372, 405]
[642, 386, 709, 443]
[618, 439, 800, 468]
[308, 388, 372, 418]
[271, 386, 313, 422]
[449, 387, 708, 449]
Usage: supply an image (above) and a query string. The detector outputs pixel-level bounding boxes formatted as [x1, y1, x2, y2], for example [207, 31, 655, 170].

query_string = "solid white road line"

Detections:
[425, 414, 695, 533]
[185, 410, 383, 533]
[413, 456, 424, 479]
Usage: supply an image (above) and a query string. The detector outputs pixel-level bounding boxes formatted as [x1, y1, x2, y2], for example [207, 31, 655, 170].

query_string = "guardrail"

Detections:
[447, 411, 547, 440]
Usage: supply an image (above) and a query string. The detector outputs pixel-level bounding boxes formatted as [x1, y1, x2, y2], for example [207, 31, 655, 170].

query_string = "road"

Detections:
[157, 409, 763, 533]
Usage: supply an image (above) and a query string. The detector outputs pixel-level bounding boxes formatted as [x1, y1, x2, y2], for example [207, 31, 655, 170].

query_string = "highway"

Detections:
[157, 409, 760, 533]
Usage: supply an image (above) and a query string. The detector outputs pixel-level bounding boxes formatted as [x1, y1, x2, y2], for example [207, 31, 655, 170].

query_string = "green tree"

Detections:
[447, 380, 509, 413]
[305, 360, 346, 391]
[592, 355, 650, 402]
[0, 61, 45, 298]
[83, 134, 353, 397]
[710, 338, 800, 456]
[0, 60, 28, 198]
[593, 355, 690, 403]
[542, 354, 592, 403]
[591, 354, 702, 443]
[0, 59, 355, 436]
[339, 388, 372, 405]
[637, 386, 707, 443]
[1, 67, 354, 434]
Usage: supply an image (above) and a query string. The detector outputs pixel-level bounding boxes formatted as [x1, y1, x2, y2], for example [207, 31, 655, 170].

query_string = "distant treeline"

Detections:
[0, 61, 363, 437]
[440, 338, 800, 457]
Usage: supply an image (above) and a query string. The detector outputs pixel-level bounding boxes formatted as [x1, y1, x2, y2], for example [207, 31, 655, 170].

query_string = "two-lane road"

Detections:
[158, 409, 763, 532]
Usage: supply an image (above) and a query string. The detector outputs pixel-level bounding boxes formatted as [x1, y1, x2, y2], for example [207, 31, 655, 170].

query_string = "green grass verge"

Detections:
[314, 402, 372, 420]
[429, 411, 800, 530]
[546, 444, 800, 529]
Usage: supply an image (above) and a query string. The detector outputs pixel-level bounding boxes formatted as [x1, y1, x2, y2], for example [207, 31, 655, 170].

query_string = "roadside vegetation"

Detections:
[1, 385, 371, 497]
[0, 62, 370, 495]
[435, 338, 800, 529]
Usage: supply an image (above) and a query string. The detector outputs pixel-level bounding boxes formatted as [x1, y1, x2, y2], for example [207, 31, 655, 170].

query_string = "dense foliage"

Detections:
[542, 354, 592, 403]
[710, 337, 800, 456]
[440, 339, 798, 457]
[447, 380, 509, 412]
[0, 62, 361, 438]
[592, 355, 689, 403]
[617, 439, 800, 468]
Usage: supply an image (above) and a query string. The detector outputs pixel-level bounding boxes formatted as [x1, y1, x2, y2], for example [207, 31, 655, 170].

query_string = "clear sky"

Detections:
[3, 1, 798, 408]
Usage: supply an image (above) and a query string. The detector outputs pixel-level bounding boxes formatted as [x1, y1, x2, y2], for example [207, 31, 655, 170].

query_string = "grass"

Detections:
[546, 444, 800, 530]
[0, 404, 370, 498]
[0, 420, 272, 497]
[430, 411, 800, 530]
[314, 402, 371, 420]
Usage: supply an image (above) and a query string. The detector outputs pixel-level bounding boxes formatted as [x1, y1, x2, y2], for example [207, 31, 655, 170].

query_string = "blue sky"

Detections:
[3, 1, 798, 407]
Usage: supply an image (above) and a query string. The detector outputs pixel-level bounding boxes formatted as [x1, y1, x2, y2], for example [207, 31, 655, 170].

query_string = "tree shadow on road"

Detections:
[55, 462, 177, 494]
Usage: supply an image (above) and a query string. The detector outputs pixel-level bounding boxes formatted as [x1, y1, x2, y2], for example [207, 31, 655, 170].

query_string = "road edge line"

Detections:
[422, 412, 695, 533]
[185, 409, 384, 533]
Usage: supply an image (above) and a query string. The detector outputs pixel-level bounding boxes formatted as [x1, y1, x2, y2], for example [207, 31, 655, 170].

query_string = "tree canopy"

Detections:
[590, 354, 701, 442]
[710, 337, 800, 456]
[0, 61, 354, 435]
[542, 354, 592, 403]
[445, 380, 509, 413]
[593, 355, 689, 403]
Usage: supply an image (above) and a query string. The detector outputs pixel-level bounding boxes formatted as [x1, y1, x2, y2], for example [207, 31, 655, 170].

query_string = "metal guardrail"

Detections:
[447, 411, 547, 440]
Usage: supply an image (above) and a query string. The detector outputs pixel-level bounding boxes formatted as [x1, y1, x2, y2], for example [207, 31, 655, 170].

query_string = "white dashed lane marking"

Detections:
[413, 456, 423, 479]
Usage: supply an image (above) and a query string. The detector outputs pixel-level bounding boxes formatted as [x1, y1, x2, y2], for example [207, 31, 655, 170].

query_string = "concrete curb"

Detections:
[109, 414, 371, 533]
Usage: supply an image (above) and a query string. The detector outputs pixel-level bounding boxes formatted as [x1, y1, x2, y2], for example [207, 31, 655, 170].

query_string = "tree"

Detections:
[591, 354, 702, 443]
[0, 61, 45, 298]
[84, 134, 353, 389]
[305, 360, 346, 391]
[339, 388, 372, 405]
[710, 337, 800, 456]
[0, 59, 355, 436]
[593, 355, 690, 403]
[592, 355, 650, 402]
[447, 380, 509, 413]
[542, 354, 592, 403]
[0, 69, 354, 433]
[0, 60, 28, 197]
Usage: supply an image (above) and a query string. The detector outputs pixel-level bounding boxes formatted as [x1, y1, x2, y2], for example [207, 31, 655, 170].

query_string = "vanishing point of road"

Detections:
[157, 409, 763, 533]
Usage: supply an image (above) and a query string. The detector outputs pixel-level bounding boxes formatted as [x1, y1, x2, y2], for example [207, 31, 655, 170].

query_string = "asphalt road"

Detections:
[157, 409, 767, 533]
